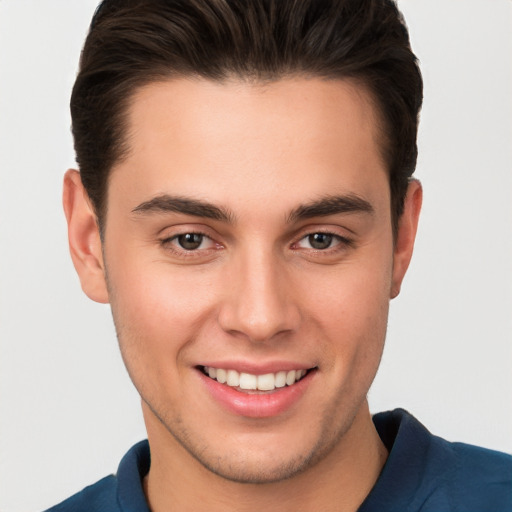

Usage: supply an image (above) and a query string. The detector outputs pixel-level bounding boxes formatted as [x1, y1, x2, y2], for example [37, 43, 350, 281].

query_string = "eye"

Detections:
[163, 232, 216, 251]
[176, 233, 206, 250]
[296, 232, 342, 250]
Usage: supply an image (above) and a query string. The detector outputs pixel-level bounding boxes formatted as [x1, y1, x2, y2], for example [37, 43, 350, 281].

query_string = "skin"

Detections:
[64, 77, 422, 512]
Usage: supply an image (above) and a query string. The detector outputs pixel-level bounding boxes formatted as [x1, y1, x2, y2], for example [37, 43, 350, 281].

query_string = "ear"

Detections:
[390, 179, 423, 299]
[63, 169, 109, 303]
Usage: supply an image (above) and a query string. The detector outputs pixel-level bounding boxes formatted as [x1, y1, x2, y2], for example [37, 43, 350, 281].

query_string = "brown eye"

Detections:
[177, 233, 204, 250]
[308, 233, 334, 250]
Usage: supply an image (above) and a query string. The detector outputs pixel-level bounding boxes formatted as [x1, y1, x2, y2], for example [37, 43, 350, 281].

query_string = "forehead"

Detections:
[109, 76, 389, 218]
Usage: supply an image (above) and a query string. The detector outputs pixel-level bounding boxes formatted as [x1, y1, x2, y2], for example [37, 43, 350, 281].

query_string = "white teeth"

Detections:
[239, 373, 257, 390]
[203, 366, 309, 391]
[216, 368, 227, 384]
[257, 373, 275, 391]
[286, 370, 296, 386]
[275, 371, 287, 388]
[226, 369, 240, 387]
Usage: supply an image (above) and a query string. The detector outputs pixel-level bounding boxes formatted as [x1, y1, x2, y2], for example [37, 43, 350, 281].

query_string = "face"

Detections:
[68, 77, 419, 483]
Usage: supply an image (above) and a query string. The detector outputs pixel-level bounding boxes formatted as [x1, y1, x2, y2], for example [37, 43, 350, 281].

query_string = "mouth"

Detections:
[200, 365, 313, 393]
[198, 364, 317, 417]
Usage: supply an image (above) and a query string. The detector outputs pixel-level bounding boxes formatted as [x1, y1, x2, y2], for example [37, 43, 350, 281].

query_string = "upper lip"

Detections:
[197, 361, 316, 375]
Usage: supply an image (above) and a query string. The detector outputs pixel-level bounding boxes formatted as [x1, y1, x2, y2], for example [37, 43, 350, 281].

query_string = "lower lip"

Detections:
[198, 369, 315, 418]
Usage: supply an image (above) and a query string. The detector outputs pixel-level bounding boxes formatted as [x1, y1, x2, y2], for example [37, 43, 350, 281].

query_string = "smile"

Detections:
[202, 366, 309, 392]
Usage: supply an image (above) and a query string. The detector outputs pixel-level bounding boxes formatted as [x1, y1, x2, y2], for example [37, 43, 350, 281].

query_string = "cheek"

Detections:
[303, 255, 392, 375]
[106, 264, 221, 412]
[307, 254, 392, 327]
[106, 257, 219, 363]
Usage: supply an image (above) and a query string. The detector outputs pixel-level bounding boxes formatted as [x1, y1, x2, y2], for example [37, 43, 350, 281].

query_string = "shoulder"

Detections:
[43, 440, 150, 512]
[362, 409, 512, 512]
[444, 440, 512, 511]
[43, 475, 118, 512]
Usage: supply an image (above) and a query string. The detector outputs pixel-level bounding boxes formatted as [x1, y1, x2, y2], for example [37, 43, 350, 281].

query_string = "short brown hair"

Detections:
[71, 0, 422, 234]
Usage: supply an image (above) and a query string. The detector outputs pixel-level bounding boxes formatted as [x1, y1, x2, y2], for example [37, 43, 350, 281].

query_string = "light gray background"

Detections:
[1, 1, 511, 511]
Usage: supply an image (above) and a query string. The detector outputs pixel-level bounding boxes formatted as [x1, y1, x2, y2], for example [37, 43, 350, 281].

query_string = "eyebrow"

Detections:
[131, 195, 235, 223]
[287, 194, 374, 223]
[131, 192, 373, 224]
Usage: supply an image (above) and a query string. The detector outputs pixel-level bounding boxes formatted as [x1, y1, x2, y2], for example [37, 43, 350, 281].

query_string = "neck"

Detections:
[143, 400, 387, 512]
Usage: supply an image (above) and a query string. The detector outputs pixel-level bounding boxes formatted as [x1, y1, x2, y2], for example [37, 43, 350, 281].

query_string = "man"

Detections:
[46, 0, 511, 511]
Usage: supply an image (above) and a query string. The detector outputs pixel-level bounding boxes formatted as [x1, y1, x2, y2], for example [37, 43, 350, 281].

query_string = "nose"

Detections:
[218, 249, 301, 343]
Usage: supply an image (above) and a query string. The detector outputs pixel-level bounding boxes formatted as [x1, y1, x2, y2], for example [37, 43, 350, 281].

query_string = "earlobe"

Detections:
[63, 169, 109, 304]
[390, 179, 423, 299]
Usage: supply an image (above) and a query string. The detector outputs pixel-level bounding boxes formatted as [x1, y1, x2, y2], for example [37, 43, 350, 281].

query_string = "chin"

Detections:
[187, 445, 320, 484]
[160, 410, 353, 485]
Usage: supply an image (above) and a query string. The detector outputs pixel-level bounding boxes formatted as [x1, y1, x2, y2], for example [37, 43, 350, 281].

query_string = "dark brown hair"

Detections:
[71, 0, 422, 233]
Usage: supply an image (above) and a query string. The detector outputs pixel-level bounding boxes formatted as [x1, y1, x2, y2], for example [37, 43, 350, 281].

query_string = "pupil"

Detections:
[178, 233, 203, 250]
[309, 233, 332, 250]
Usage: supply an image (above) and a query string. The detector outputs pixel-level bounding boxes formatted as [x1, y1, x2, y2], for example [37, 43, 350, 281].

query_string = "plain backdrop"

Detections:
[0, 1, 511, 511]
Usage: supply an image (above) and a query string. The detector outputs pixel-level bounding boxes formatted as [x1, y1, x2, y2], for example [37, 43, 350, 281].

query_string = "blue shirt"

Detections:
[45, 409, 512, 511]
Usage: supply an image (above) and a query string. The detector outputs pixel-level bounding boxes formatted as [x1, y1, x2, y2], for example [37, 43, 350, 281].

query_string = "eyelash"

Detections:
[159, 229, 353, 258]
[160, 231, 218, 256]
[292, 231, 354, 252]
